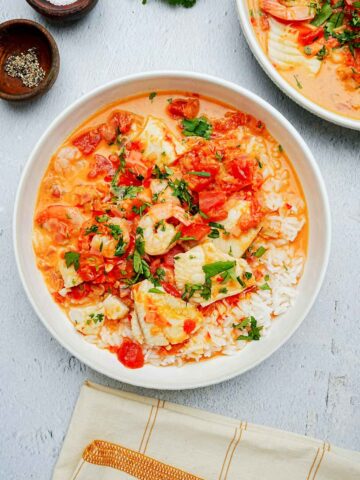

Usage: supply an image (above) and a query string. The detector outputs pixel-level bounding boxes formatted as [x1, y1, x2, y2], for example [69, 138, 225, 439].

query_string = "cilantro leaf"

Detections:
[202, 261, 236, 280]
[182, 117, 212, 140]
[235, 316, 263, 342]
[65, 252, 80, 271]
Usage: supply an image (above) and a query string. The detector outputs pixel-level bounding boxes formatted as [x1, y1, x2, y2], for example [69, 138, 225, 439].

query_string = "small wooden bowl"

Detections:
[0, 19, 60, 101]
[26, 0, 99, 22]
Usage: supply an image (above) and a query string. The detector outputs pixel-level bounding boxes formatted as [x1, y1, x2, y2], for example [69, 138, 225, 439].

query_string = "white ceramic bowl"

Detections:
[236, 0, 360, 131]
[14, 72, 331, 390]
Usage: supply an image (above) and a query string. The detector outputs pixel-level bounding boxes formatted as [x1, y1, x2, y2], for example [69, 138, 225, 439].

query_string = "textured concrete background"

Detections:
[0, 1, 359, 478]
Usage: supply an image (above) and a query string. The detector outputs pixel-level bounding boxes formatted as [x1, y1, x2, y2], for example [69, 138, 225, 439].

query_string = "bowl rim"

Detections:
[236, 0, 360, 131]
[25, 0, 99, 17]
[0, 18, 60, 102]
[13, 71, 331, 389]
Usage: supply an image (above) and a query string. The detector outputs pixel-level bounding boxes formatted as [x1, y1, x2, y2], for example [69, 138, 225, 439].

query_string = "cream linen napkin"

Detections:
[53, 381, 360, 480]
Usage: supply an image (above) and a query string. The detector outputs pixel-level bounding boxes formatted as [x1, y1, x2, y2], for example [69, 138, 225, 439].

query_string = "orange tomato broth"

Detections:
[248, 0, 360, 120]
[33, 91, 308, 367]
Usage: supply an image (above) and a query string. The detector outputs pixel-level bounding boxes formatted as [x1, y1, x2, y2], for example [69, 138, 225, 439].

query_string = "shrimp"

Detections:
[138, 203, 191, 256]
[260, 0, 315, 22]
[90, 218, 131, 258]
[36, 205, 85, 244]
[150, 179, 180, 205]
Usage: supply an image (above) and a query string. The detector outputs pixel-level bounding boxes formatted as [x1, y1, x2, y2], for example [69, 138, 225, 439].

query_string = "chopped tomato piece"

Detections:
[119, 199, 145, 220]
[126, 150, 149, 179]
[88, 154, 114, 179]
[77, 252, 105, 282]
[117, 339, 144, 369]
[180, 223, 210, 241]
[186, 162, 219, 192]
[161, 282, 182, 298]
[183, 319, 196, 334]
[67, 283, 91, 301]
[72, 129, 101, 155]
[297, 26, 323, 46]
[167, 98, 200, 120]
[163, 245, 184, 268]
[199, 190, 227, 221]
[239, 198, 263, 231]
[212, 111, 248, 133]
[108, 111, 133, 134]
[229, 155, 255, 189]
[98, 122, 117, 144]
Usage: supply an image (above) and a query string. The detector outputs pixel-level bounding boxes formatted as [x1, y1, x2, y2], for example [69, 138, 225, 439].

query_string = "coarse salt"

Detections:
[46, 0, 78, 6]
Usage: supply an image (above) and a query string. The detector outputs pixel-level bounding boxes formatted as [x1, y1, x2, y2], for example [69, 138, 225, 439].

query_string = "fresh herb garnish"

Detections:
[235, 316, 263, 341]
[65, 251, 80, 271]
[132, 203, 150, 217]
[153, 164, 173, 179]
[188, 171, 211, 177]
[107, 223, 122, 240]
[85, 225, 99, 235]
[254, 246, 267, 258]
[149, 92, 157, 101]
[311, 2, 333, 26]
[208, 229, 220, 239]
[316, 45, 328, 60]
[89, 313, 104, 324]
[95, 215, 109, 223]
[182, 280, 211, 302]
[294, 75, 303, 90]
[142, 0, 196, 7]
[202, 261, 236, 280]
[168, 178, 198, 214]
[181, 117, 212, 140]
[149, 287, 165, 294]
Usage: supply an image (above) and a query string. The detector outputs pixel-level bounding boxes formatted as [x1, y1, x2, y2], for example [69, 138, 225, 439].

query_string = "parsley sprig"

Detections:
[234, 316, 263, 342]
[181, 117, 212, 140]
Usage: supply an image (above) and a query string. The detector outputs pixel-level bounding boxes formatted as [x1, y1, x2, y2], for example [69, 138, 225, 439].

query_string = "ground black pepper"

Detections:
[4, 47, 46, 88]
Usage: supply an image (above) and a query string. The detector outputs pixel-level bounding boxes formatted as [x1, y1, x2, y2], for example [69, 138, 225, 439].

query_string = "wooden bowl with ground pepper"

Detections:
[0, 19, 60, 101]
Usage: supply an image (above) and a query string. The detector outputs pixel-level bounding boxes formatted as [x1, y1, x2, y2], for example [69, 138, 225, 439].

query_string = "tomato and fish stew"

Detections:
[33, 92, 307, 369]
[249, 0, 360, 119]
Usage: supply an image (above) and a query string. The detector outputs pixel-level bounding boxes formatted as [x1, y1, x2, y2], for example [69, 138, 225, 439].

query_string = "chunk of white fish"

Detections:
[135, 116, 186, 167]
[131, 280, 202, 346]
[174, 242, 254, 307]
[268, 18, 321, 74]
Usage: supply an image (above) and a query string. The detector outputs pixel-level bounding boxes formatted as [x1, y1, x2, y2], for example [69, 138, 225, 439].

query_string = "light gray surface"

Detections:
[0, 1, 359, 478]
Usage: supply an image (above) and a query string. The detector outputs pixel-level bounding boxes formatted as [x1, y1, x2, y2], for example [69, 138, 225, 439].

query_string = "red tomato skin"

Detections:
[88, 154, 114, 179]
[183, 319, 196, 334]
[98, 122, 117, 144]
[229, 156, 254, 188]
[199, 191, 227, 221]
[180, 223, 211, 241]
[77, 253, 105, 282]
[109, 111, 132, 134]
[67, 283, 91, 301]
[163, 246, 184, 268]
[167, 98, 200, 120]
[73, 130, 101, 155]
[117, 339, 144, 369]
[297, 27, 323, 46]
[161, 282, 182, 298]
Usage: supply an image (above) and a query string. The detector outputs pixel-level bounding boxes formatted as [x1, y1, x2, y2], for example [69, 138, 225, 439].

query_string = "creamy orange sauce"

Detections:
[248, 0, 360, 121]
[33, 91, 308, 368]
